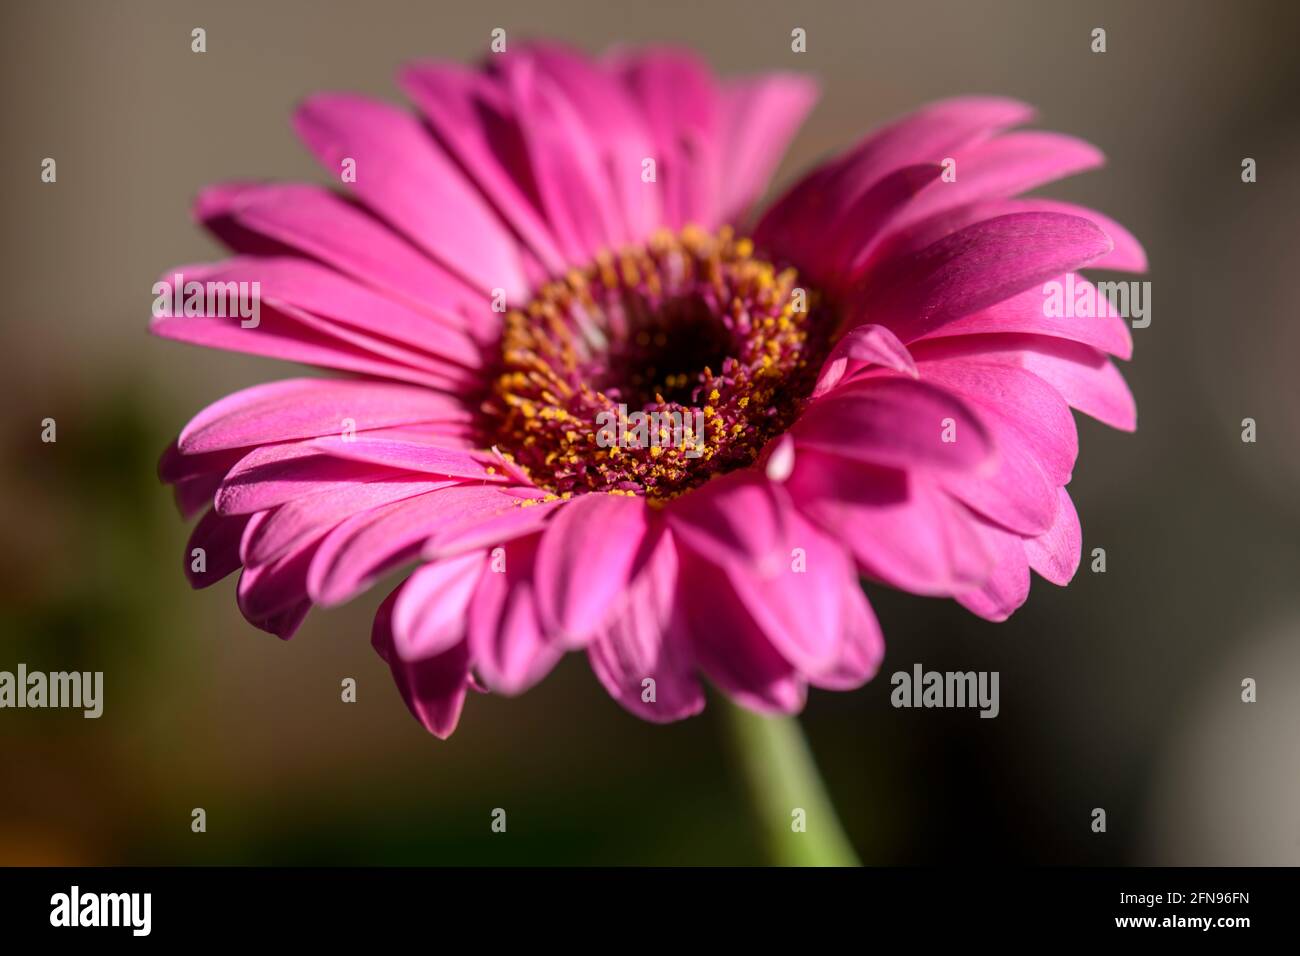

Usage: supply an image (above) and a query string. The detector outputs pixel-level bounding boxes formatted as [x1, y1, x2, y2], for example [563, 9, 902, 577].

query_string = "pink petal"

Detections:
[793, 376, 995, 473]
[862, 198, 1145, 279]
[238, 539, 318, 620]
[889, 132, 1105, 233]
[172, 473, 222, 519]
[955, 516, 1031, 621]
[722, 509, 855, 676]
[859, 212, 1115, 342]
[392, 551, 489, 661]
[307, 486, 519, 607]
[515, 43, 661, 244]
[812, 323, 918, 398]
[176, 378, 470, 455]
[421, 495, 565, 560]
[918, 358, 1077, 485]
[306, 436, 506, 482]
[216, 442, 399, 515]
[534, 493, 650, 647]
[245, 599, 311, 641]
[242, 475, 448, 567]
[716, 72, 818, 224]
[809, 584, 885, 691]
[920, 272, 1133, 360]
[494, 55, 625, 261]
[152, 300, 462, 391]
[665, 470, 791, 574]
[293, 93, 527, 298]
[915, 362, 1069, 536]
[789, 449, 994, 596]
[158, 440, 244, 483]
[587, 530, 705, 723]
[913, 334, 1137, 431]
[1024, 487, 1082, 585]
[676, 550, 806, 715]
[467, 535, 562, 696]
[757, 95, 1034, 259]
[819, 163, 944, 281]
[397, 62, 569, 274]
[373, 584, 472, 739]
[195, 182, 496, 335]
[613, 48, 721, 229]
[182, 256, 484, 370]
[995, 199, 1146, 272]
[185, 509, 249, 588]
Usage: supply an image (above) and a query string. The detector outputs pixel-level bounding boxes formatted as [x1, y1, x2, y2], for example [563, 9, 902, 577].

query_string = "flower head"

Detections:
[155, 42, 1141, 737]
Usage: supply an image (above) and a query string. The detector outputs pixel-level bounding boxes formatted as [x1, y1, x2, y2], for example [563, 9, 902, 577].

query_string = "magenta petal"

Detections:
[996, 200, 1146, 272]
[757, 95, 1034, 260]
[185, 509, 249, 588]
[467, 535, 562, 696]
[913, 363, 1067, 537]
[421, 495, 564, 560]
[938, 431, 1058, 537]
[176, 378, 469, 455]
[158, 440, 243, 483]
[914, 334, 1137, 431]
[890, 131, 1105, 233]
[246, 600, 312, 641]
[242, 476, 448, 567]
[722, 509, 855, 676]
[809, 584, 885, 691]
[922, 272, 1133, 360]
[307, 486, 518, 607]
[392, 551, 488, 661]
[956, 516, 1031, 622]
[817, 164, 944, 282]
[677, 550, 806, 715]
[195, 183, 495, 336]
[172, 473, 223, 519]
[373, 584, 472, 739]
[516, 43, 662, 244]
[793, 377, 995, 473]
[613, 48, 721, 229]
[789, 450, 994, 596]
[152, 298, 465, 390]
[715, 72, 818, 223]
[495, 55, 626, 261]
[1024, 487, 1082, 585]
[812, 324, 918, 398]
[238, 540, 318, 621]
[918, 358, 1077, 486]
[397, 61, 569, 273]
[665, 470, 791, 574]
[184, 257, 484, 370]
[587, 530, 705, 723]
[534, 494, 650, 647]
[216, 443, 397, 515]
[862, 212, 1115, 342]
[293, 93, 526, 298]
[307, 436, 506, 482]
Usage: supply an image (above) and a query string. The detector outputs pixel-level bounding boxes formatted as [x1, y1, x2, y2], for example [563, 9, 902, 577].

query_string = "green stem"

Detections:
[719, 698, 861, 866]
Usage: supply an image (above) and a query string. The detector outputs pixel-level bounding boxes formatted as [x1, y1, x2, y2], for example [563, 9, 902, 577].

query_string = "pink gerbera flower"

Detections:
[155, 42, 1141, 738]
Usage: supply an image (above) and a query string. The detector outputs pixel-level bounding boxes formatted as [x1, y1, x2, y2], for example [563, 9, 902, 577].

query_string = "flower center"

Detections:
[485, 227, 833, 501]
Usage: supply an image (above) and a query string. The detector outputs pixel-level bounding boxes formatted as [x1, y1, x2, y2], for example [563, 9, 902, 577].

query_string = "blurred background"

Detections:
[1, 0, 1297, 865]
